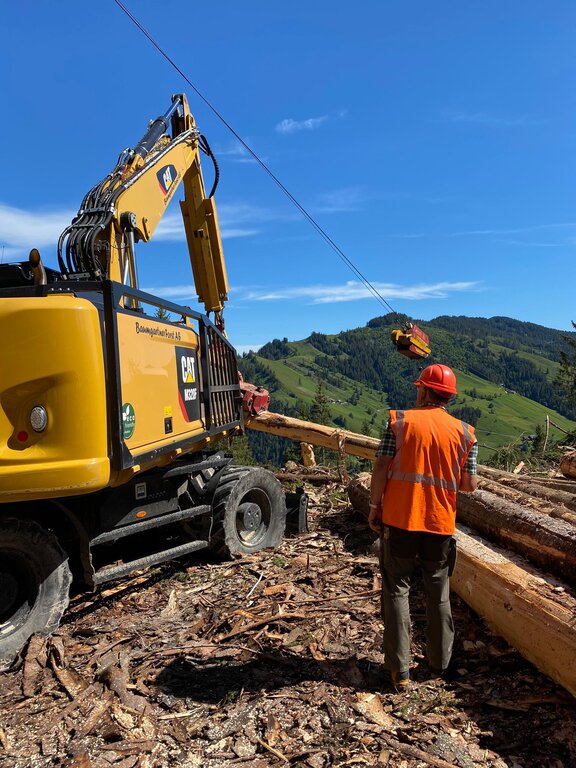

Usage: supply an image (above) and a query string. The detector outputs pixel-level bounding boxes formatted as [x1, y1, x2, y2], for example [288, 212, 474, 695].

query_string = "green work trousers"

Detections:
[379, 525, 455, 675]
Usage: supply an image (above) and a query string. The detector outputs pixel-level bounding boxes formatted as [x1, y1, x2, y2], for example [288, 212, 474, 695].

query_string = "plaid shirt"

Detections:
[376, 409, 478, 475]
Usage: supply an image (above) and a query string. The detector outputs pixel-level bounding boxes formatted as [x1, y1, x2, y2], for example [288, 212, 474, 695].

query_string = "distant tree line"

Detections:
[236, 313, 576, 467]
[258, 338, 293, 360]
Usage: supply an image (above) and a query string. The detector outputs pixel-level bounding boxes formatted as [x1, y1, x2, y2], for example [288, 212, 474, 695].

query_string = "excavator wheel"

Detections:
[210, 466, 286, 558]
[0, 518, 72, 671]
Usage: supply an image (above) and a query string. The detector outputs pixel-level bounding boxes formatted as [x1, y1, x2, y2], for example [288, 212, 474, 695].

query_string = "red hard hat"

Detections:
[414, 364, 458, 395]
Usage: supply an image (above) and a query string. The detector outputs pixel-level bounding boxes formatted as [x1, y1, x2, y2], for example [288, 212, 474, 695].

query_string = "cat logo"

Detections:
[176, 347, 200, 423]
[181, 355, 196, 384]
[157, 164, 177, 196]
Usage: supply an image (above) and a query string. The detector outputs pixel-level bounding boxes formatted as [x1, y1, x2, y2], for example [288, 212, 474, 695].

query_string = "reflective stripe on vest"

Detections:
[388, 410, 474, 493]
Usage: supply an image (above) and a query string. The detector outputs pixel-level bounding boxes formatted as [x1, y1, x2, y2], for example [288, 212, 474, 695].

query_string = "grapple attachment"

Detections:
[391, 322, 431, 359]
[239, 375, 270, 415]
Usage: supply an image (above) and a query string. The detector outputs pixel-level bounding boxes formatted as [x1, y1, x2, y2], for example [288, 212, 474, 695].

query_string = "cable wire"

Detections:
[112, 0, 402, 320]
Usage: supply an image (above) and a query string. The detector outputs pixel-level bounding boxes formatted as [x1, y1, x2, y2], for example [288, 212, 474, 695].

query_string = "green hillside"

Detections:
[238, 314, 576, 466]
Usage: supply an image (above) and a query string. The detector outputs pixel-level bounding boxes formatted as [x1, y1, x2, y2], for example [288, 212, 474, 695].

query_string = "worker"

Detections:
[368, 363, 478, 691]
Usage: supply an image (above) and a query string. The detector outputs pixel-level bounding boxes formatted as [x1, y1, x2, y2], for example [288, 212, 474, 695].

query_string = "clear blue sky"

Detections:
[1, 2, 575, 352]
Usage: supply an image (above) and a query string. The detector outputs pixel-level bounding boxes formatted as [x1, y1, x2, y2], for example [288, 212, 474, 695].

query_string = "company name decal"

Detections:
[135, 322, 181, 341]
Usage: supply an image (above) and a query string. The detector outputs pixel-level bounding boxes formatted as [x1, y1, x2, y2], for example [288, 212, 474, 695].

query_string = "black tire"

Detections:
[210, 466, 286, 557]
[0, 518, 72, 671]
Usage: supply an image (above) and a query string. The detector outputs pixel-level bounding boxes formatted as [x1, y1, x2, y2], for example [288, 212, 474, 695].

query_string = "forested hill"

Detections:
[238, 314, 576, 466]
[426, 315, 571, 356]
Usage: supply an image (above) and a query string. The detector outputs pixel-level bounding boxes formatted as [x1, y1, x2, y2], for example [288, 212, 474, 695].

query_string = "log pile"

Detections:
[246, 411, 576, 696]
[457, 489, 576, 584]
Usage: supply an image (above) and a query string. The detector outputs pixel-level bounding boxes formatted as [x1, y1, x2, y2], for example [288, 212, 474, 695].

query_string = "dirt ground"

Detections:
[1, 482, 575, 768]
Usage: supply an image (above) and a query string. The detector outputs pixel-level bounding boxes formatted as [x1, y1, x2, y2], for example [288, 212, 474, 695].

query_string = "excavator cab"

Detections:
[391, 322, 431, 359]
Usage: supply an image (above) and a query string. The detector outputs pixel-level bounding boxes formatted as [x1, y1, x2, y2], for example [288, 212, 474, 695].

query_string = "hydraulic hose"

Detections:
[199, 134, 219, 198]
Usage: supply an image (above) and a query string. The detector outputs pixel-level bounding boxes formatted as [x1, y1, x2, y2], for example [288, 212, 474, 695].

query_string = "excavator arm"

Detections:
[58, 93, 228, 326]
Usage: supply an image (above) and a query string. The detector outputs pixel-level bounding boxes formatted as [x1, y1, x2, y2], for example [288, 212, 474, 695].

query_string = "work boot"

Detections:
[389, 670, 410, 692]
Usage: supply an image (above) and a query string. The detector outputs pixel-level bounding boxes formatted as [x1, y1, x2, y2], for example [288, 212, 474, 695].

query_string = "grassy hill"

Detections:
[238, 314, 576, 465]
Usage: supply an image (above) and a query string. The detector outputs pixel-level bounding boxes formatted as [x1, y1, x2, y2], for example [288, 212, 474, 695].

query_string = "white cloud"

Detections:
[276, 116, 328, 134]
[499, 239, 565, 248]
[155, 212, 259, 241]
[0, 199, 290, 259]
[154, 213, 185, 241]
[142, 284, 197, 300]
[386, 233, 427, 239]
[386, 222, 576, 240]
[217, 202, 292, 225]
[314, 187, 366, 213]
[449, 222, 576, 237]
[149, 280, 481, 305]
[238, 280, 481, 305]
[0, 203, 72, 254]
[215, 141, 260, 164]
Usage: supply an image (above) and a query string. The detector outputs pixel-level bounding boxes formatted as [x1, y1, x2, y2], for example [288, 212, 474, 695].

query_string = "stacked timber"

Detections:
[452, 528, 576, 699]
[479, 464, 576, 502]
[457, 489, 576, 585]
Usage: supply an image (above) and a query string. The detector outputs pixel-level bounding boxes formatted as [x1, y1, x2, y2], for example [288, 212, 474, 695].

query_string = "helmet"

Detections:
[414, 364, 457, 395]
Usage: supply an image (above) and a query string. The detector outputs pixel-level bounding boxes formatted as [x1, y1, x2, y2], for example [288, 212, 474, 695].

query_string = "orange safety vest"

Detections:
[381, 407, 476, 535]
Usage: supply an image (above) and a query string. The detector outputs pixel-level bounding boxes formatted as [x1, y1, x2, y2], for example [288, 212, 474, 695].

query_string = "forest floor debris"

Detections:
[1, 476, 575, 768]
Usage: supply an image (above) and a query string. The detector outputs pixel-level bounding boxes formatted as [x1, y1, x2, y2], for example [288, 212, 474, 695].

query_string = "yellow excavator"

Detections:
[0, 94, 294, 668]
[0, 94, 429, 668]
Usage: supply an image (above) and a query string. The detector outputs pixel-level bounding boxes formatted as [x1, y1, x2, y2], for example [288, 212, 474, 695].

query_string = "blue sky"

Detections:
[1, 2, 575, 352]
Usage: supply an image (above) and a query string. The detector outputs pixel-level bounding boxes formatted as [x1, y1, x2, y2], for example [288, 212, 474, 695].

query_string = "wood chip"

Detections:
[256, 737, 289, 762]
[354, 693, 396, 729]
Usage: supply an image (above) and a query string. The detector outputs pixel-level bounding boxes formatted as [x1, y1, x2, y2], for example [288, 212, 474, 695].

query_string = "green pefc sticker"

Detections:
[122, 403, 136, 439]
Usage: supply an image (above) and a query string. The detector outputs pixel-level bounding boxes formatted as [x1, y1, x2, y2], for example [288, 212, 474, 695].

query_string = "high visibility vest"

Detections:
[381, 406, 476, 534]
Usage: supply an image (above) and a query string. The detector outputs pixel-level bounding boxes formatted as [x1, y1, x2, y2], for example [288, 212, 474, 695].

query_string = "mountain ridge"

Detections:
[238, 314, 576, 466]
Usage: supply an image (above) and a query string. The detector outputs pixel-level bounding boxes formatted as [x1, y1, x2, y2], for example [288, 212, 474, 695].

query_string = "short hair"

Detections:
[422, 385, 452, 405]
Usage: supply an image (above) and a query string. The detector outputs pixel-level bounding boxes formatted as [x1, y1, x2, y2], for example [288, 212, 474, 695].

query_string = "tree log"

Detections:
[560, 450, 576, 480]
[245, 411, 380, 460]
[347, 472, 373, 516]
[452, 527, 576, 698]
[246, 411, 576, 495]
[479, 465, 576, 500]
[274, 471, 339, 485]
[347, 473, 576, 696]
[477, 476, 576, 526]
[457, 489, 576, 585]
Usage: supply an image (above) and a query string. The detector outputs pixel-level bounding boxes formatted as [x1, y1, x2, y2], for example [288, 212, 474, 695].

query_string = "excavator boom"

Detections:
[57, 94, 228, 325]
